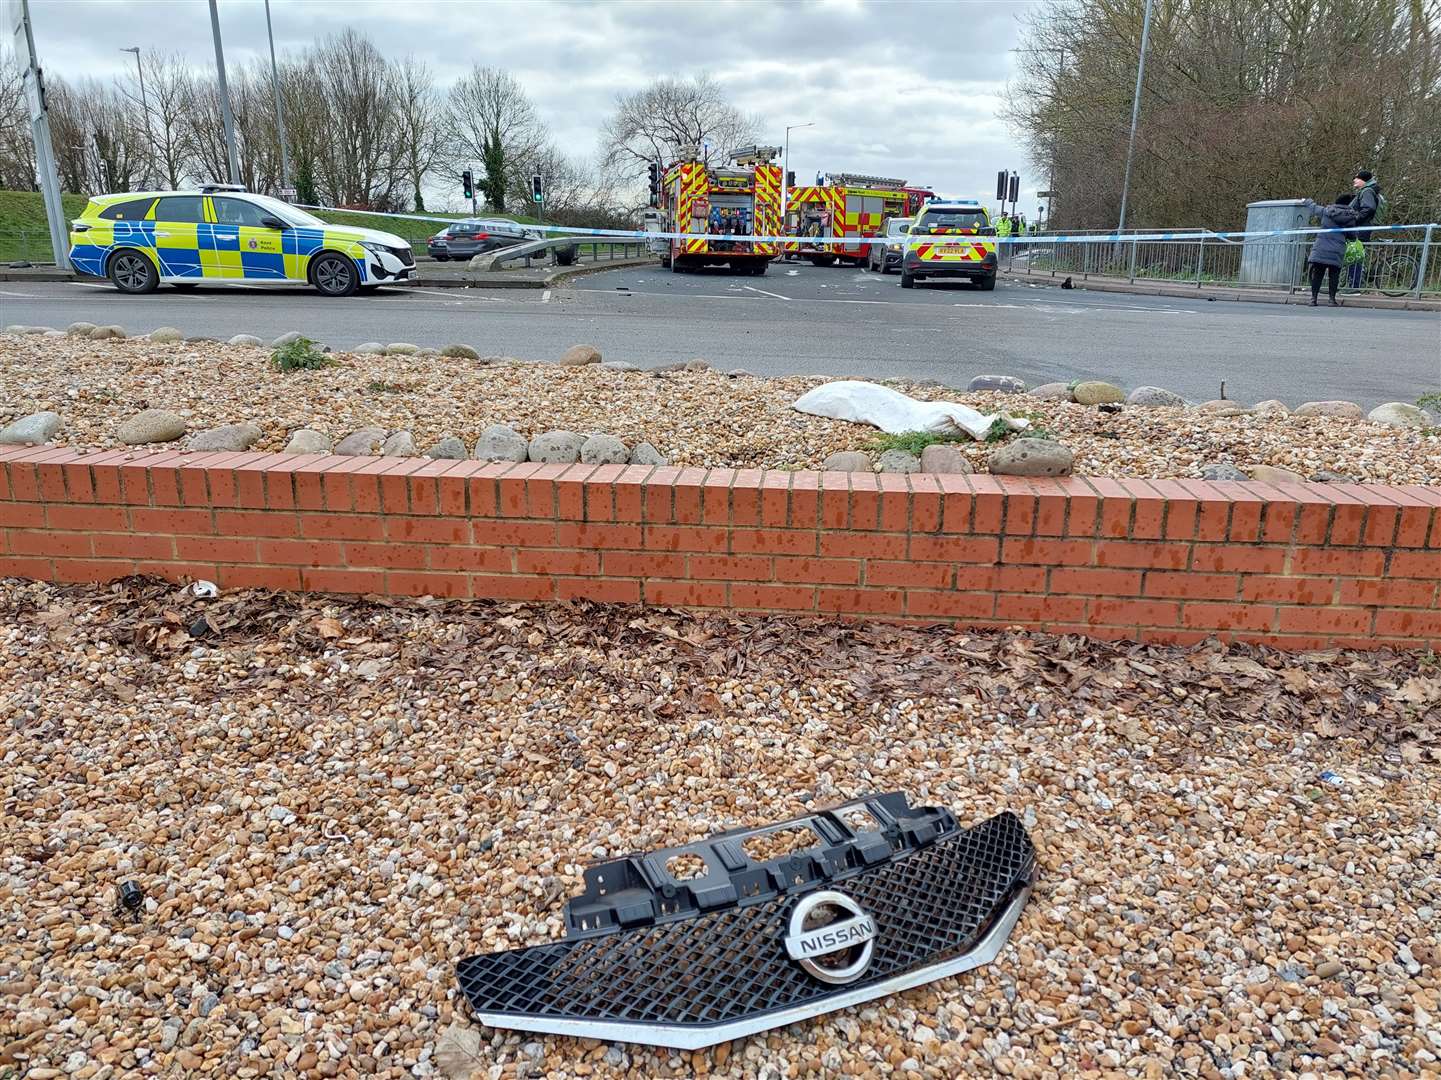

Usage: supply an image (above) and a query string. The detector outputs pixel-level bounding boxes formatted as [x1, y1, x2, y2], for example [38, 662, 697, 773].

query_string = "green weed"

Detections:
[270, 337, 335, 373]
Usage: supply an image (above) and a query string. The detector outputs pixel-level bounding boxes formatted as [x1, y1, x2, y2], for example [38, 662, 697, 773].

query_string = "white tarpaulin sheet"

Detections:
[791, 381, 1030, 441]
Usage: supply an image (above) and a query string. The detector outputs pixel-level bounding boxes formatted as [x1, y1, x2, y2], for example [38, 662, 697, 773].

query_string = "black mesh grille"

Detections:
[456, 811, 1034, 1028]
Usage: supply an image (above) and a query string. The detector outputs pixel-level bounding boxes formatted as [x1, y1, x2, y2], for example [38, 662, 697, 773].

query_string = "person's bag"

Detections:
[1343, 239, 1365, 265]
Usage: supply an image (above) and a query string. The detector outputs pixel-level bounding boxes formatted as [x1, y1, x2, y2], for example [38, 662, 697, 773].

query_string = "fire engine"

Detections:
[784, 173, 936, 266]
[655, 145, 783, 275]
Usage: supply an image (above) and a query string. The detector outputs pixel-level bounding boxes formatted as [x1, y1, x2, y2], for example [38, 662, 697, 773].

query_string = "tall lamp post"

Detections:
[263, 0, 291, 192]
[1116, 0, 1154, 236]
[120, 46, 152, 186]
[208, 0, 242, 185]
[782, 121, 813, 217]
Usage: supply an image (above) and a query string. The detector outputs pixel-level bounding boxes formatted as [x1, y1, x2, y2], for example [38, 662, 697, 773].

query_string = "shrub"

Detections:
[270, 337, 334, 373]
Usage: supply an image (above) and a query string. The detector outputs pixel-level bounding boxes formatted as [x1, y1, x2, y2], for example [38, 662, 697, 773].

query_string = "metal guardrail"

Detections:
[470, 236, 651, 272]
[1012, 225, 1439, 297]
[0, 229, 56, 266]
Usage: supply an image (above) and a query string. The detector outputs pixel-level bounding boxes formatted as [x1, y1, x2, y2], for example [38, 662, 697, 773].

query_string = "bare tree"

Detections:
[1005, 0, 1441, 229]
[600, 73, 760, 185]
[446, 66, 545, 211]
[0, 53, 37, 190]
[308, 30, 403, 208]
[122, 51, 194, 189]
[394, 58, 441, 211]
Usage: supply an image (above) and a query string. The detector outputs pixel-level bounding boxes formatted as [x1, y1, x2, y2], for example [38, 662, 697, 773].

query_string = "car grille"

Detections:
[391, 245, 415, 267]
[456, 795, 1035, 1049]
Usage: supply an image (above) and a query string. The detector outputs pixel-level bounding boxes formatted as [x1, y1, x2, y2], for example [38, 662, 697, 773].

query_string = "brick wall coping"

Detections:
[2, 446, 1437, 650]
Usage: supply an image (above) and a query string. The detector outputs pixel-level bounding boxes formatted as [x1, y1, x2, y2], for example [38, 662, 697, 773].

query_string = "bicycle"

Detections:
[1363, 239, 1420, 297]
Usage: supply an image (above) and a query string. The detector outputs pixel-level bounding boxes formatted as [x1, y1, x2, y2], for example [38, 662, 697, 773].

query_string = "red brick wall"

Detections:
[2, 446, 1438, 650]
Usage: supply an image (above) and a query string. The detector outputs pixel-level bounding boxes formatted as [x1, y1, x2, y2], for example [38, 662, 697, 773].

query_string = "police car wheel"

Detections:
[108, 251, 158, 294]
[900, 271, 915, 289]
[977, 274, 997, 291]
[311, 253, 359, 297]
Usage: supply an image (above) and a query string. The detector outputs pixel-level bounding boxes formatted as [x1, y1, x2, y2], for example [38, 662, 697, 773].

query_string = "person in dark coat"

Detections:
[1351, 170, 1380, 241]
[1301, 193, 1359, 306]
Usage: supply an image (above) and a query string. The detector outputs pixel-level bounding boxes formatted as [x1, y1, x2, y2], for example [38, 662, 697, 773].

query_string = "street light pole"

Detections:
[120, 46, 152, 186]
[1117, 0, 1154, 236]
[207, 0, 242, 185]
[263, 0, 291, 191]
[783, 121, 813, 217]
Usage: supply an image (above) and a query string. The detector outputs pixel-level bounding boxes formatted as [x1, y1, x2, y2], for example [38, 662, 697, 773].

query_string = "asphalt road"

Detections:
[2, 263, 1437, 408]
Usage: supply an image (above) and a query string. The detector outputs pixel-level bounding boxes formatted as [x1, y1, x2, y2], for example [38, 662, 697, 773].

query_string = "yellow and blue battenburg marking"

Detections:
[68, 194, 372, 284]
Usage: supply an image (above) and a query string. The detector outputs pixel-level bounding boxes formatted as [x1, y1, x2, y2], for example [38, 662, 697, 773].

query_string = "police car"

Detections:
[67, 185, 415, 296]
[900, 199, 997, 290]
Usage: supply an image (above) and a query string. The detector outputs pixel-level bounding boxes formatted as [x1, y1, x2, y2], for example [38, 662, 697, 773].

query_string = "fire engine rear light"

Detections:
[455, 793, 1036, 1050]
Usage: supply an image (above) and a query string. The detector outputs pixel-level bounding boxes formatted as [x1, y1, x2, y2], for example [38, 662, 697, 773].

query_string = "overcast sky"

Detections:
[27, 0, 1049, 216]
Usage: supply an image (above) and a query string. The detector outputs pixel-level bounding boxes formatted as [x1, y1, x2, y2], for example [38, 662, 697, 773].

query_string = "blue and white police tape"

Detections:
[295, 204, 1434, 248]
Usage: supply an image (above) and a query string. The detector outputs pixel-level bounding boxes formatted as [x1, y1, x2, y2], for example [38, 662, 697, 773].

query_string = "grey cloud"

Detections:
[25, 0, 1044, 207]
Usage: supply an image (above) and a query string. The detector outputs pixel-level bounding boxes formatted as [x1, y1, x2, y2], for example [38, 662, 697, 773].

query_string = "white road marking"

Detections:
[71, 282, 110, 289]
[741, 285, 792, 301]
[541, 289, 551, 303]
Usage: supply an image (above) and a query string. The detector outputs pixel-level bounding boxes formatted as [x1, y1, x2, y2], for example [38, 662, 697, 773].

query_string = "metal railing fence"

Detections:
[1013, 225, 1439, 297]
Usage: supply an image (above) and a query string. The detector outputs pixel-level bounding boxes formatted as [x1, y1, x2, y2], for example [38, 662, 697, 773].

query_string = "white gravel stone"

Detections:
[284, 429, 332, 453]
[186, 422, 262, 452]
[1127, 386, 1188, 407]
[1368, 402, 1430, 429]
[921, 443, 973, 474]
[147, 326, 183, 343]
[822, 450, 872, 472]
[117, 408, 186, 445]
[580, 434, 629, 465]
[989, 437, 1074, 476]
[560, 344, 602, 366]
[0, 410, 62, 445]
[1295, 400, 1364, 419]
[876, 448, 920, 473]
[528, 430, 585, 464]
[227, 334, 264, 347]
[629, 441, 667, 466]
[968, 375, 1026, 393]
[270, 331, 304, 347]
[424, 436, 467, 459]
[381, 430, 417, 456]
[334, 426, 387, 455]
[473, 425, 529, 463]
[385, 343, 420, 355]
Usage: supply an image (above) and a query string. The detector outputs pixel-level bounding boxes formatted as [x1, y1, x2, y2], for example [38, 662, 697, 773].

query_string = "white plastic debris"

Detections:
[190, 580, 219, 599]
[792, 380, 1030, 441]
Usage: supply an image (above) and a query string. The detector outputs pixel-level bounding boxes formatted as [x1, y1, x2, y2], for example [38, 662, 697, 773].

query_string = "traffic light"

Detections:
[786, 171, 795, 187]
[461, 170, 473, 200]
[531, 174, 543, 203]
[647, 162, 660, 206]
[1007, 172, 1020, 203]
[996, 170, 1007, 201]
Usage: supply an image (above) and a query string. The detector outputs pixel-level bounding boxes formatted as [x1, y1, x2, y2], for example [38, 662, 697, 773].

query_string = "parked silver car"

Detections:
[867, 216, 914, 274]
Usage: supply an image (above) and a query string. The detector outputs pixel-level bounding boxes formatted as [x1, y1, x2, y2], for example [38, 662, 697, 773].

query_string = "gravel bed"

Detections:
[1, 578, 1437, 1079]
[2, 337, 1438, 480]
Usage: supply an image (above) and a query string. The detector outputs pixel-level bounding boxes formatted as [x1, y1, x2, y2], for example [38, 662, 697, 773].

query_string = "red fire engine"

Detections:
[784, 173, 935, 266]
[656, 145, 783, 275]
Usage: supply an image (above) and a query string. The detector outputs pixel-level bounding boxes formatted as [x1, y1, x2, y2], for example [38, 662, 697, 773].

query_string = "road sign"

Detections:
[1037, 190, 1053, 199]
[278, 186, 297, 200]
